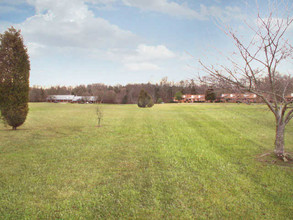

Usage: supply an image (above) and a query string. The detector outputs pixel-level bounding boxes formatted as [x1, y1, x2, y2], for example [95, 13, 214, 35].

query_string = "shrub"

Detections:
[138, 89, 154, 108]
[147, 98, 154, 107]
[157, 98, 163, 104]
[175, 91, 183, 101]
[205, 88, 216, 102]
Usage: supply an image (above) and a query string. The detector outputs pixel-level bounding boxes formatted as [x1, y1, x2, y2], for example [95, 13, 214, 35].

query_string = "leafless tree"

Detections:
[91, 83, 107, 103]
[96, 104, 103, 127]
[199, 2, 293, 160]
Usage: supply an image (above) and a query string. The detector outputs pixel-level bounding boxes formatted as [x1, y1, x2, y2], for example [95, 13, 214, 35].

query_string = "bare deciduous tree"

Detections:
[96, 104, 103, 127]
[199, 3, 293, 160]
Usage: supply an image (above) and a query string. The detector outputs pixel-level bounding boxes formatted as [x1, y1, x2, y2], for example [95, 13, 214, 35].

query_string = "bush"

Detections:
[138, 89, 154, 108]
[147, 98, 154, 107]
[205, 88, 216, 102]
[175, 91, 183, 101]
[157, 98, 163, 104]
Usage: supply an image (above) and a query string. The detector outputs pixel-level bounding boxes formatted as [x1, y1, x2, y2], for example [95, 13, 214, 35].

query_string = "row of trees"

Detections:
[30, 74, 293, 104]
[29, 79, 214, 104]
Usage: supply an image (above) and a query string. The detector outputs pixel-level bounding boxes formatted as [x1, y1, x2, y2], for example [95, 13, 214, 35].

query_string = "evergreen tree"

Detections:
[175, 91, 183, 101]
[157, 98, 163, 104]
[205, 88, 216, 102]
[0, 27, 30, 130]
[137, 89, 154, 108]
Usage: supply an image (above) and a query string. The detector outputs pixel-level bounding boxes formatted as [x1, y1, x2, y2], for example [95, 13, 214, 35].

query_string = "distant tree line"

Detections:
[30, 74, 293, 104]
[29, 78, 212, 104]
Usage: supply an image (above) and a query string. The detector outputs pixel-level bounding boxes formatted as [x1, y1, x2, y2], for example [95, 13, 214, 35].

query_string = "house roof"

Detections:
[73, 96, 96, 101]
[72, 96, 82, 101]
[48, 95, 75, 100]
[48, 95, 97, 101]
[182, 94, 205, 98]
[86, 96, 97, 101]
[221, 93, 257, 99]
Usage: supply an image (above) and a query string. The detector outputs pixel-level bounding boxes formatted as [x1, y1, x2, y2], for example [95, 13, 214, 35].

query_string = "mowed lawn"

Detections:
[0, 103, 292, 219]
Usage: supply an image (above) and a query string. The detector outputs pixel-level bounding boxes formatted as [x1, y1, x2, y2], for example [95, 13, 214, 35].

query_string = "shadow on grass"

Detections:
[0, 128, 30, 132]
[256, 151, 293, 167]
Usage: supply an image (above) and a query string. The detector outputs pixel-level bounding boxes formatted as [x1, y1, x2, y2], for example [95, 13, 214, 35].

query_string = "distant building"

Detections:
[220, 93, 260, 103]
[47, 95, 97, 103]
[47, 95, 75, 103]
[174, 94, 205, 103]
[285, 93, 293, 102]
[72, 96, 97, 103]
[173, 93, 261, 103]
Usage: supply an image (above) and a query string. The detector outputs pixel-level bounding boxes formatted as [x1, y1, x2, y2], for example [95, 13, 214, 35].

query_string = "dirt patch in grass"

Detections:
[256, 151, 293, 167]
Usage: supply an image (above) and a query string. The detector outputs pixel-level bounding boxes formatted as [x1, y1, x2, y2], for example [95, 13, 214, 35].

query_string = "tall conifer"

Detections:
[0, 27, 30, 130]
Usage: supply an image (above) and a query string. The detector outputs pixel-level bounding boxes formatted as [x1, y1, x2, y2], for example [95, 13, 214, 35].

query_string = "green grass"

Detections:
[0, 103, 292, 219]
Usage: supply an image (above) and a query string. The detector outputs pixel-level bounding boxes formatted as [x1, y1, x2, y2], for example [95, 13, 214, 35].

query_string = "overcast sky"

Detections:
[0, 0, 292, 86]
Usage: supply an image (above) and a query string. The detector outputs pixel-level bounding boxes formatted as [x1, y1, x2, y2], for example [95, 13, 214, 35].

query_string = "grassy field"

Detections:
[0, 103, 292, 219]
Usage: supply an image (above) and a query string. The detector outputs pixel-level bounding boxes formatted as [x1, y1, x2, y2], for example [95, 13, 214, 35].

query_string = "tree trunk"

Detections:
[12, 126, 17, 130]
[275, 122, 285, 156]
